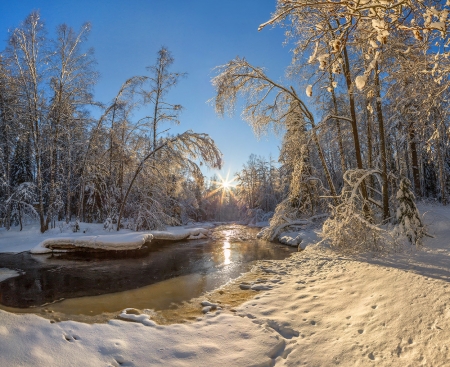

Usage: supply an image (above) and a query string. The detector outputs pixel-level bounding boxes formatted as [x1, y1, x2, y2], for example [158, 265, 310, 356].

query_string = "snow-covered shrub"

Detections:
[393, 178, 425, 247]
[103, 217, 114, 231]
[262, 162, 328, 242]
[72, 219, 80, 233]
[131, 198, 180, 231]
[6, 182, 38, 231]
[320, 169, 398, 253]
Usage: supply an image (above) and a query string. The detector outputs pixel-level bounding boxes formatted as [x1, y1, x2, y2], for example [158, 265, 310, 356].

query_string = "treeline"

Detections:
[207, 155, 285, 223]
[211, 1, 450, 250]
[0, 12, 221, 233]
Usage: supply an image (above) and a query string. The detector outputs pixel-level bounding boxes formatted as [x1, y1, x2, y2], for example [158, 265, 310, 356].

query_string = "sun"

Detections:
[205, 171, 237, 204]
[217, 173, 236, 192]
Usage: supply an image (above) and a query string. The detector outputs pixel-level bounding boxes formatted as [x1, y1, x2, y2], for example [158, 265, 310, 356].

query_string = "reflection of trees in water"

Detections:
[0, 226, 294, 308]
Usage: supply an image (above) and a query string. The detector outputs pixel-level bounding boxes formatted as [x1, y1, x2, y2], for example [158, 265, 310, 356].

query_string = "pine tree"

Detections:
[11, 137, 33, 186]
[395, 178, 424, 247]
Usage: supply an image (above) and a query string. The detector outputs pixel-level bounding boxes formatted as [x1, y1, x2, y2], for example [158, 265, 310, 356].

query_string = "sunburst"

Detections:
[206, 171, 237, 203]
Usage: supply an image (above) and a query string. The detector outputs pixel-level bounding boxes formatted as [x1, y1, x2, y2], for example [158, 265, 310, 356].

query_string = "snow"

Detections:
[0, 268, 20, 282]
[355, 74, 368, 90]
[0, 221, 213, 254]
[2, 203, 450, 366]
[30, 233, 154, 254]
[150, 227, 210, 241]
[278, 229, 320, 249]
[278, 231, 302, 247]
[0, 310, 283, 367]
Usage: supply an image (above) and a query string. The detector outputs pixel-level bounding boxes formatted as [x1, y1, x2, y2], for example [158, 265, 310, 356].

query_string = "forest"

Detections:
[0, 12, 223, 234]
[4, 2, 450, 366]
[1, 1, 450, 253]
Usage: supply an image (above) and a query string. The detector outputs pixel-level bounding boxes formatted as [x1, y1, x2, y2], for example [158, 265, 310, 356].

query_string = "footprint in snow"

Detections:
[112, 354, 133, 366]
[63, 334, 80, 342]
[266, 319, 300, 339]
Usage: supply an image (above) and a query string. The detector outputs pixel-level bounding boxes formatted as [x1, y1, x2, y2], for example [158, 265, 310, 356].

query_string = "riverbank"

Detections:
[0, 221, 215, 255]
[1, 203, 450, 366]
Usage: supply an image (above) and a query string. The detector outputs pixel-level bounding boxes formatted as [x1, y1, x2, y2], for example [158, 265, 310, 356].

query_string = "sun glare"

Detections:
[205, 171, 237, 204]
[217, 172, 236, 192]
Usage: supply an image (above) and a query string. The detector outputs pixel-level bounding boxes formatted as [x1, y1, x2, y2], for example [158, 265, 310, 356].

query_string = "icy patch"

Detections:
[0, 268, 21, 282]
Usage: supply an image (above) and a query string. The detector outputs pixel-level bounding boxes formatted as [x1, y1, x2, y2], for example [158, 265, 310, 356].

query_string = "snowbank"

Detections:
[0, 268, 21, 282]
[30, 233, 154, 254]
[257, 227, 320, 250]
[278, 231, 302, 247]
[150, 227, 210, 241]
[29, 227, 211, 254]
[0, 221, 215, 254]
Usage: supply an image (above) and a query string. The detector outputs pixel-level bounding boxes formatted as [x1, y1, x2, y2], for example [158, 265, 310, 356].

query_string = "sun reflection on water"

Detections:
[223, 241, 231, 265]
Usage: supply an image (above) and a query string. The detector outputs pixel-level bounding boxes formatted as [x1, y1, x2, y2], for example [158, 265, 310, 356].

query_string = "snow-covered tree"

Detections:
[394, 178, 425, 247]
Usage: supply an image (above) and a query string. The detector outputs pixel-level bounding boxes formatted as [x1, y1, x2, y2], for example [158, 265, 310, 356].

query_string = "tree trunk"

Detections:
[342, 46, 369, 211]
[329, 70, 346, 175]
[408, 121, 422, 197]
[373, 62, 389, 220]
[366, 99, 375, 194]
[342, 47, 365, 171]
[434, 117, 447, 204]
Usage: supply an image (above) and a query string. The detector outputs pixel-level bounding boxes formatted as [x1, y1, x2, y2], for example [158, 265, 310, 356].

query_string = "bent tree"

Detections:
[211, 57, 338, 203]
[116, 131, 221, 230]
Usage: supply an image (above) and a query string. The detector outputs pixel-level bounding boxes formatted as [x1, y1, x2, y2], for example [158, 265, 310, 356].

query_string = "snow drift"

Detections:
[30, 227, 211, 254]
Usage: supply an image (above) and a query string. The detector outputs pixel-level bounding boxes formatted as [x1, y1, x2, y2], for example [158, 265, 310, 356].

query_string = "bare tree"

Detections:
[144, 47, 186, 149]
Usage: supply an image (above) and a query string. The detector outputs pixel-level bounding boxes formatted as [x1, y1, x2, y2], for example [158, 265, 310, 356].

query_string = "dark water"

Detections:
[0, 225, 294, 314]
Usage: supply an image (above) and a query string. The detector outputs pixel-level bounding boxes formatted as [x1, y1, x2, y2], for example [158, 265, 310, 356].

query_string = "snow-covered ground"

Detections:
[1, 203, 450, 366]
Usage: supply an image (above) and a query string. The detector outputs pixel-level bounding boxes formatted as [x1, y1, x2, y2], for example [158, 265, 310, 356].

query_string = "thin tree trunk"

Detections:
[373, 61, 389, 220]
[408, 121, 422, 197]
[66, 135, 72, 224]
[18, 204, 23, 231]
[342, 46, 370, 212]
[342, 47, 365, 171]
[366, 100, 373, 170]
[434, 116, 447, 204]
[329, 70, 346, 175]
[116, 135, 176, 230]
[366, 99, 375, 194]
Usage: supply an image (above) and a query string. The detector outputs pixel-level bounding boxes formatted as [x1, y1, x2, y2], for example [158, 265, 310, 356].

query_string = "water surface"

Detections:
[0, 225, 294, 317]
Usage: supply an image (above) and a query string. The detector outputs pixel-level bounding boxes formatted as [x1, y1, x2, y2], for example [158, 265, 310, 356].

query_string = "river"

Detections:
[0, 224, 295, 321]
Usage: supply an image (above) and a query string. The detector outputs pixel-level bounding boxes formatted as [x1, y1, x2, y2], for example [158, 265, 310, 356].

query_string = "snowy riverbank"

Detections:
[0, 221, 214, 255]
[1, 203, 450, 366]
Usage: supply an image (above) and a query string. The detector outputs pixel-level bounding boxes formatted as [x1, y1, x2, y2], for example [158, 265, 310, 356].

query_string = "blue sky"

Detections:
[0, 0, 298, 179]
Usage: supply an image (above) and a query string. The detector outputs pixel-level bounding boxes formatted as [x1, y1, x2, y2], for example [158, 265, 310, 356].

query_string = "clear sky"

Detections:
[0, 0, 298, 179]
